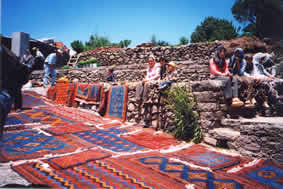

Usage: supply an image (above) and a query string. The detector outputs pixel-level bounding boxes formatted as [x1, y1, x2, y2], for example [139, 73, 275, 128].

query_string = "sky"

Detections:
[2, 0, 240, 48]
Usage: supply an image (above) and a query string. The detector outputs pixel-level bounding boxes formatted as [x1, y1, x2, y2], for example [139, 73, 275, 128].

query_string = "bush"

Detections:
[78, 58, 98, 65]
[60, 65, 70, 69]
[165, 84, 202, 143]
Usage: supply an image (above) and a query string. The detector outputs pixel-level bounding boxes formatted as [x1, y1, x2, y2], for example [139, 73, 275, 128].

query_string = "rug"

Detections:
[55, 83, 70, 105]
[76, 83, 90, 99]
[40, 105, 105, 124]
[66, 83, 77, 107]
[22, 93, 46, 108]
[47, 85, 57, 101]
[48, 149, 111, 169]
[105, 85, 128, 122]
[0, 130, 77, 162]
[86, 84, 101, 102]
[12, 159, 174, 189]
[72, 129, 146, 152]
[103, 126, 139, 135]
[121, 130, 181, 149]
[130, 154, 252, 189]
[234, 160, 283, 189]
[43, 124, 95, 135]
[168, 144, 241, 171]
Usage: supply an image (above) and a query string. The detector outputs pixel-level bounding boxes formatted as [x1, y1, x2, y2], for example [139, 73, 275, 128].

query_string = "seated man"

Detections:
[159, 61, 177, 90]
[209, 46, 243, 107]
[136, 54, 160, 104]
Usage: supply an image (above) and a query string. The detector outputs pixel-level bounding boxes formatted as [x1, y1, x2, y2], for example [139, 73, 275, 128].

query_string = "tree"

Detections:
[84, 34, 112, 50]
[231, 0, 281, 37]
[190, 17, 238, 43]
[150, 34, 157, 46]
[179, 36, 189, 45]
[150, 35, 170, 46]
[70, 40, 84, 53]
[119, 40, 131, 48]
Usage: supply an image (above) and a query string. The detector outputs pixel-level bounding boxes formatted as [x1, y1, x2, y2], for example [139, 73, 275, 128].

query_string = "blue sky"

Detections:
[2, 0, 239, 48]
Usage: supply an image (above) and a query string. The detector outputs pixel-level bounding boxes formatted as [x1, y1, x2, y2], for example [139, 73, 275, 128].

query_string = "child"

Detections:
[159, 61, 177, 90]
[106, 67, 115, 82]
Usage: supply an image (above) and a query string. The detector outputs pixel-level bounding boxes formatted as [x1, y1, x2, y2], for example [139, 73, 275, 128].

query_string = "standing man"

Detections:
[43, 49, 62, 87]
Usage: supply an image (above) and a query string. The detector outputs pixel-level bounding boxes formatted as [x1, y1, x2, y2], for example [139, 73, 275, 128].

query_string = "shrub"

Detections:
[60, 65, 70, 69]
[165, 84, 202, 143]
[78, 58, 98, 65]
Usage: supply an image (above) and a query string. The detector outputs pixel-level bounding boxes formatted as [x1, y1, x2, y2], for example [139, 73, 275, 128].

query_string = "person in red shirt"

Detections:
[210, 46, 243, 107]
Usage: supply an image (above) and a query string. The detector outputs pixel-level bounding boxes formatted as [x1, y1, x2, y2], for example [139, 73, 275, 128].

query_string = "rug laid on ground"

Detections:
[72, 129, 146, 153]
[233, 160, 283, 189]
[105, 85, 128, 122]
[0, 130, 78, 162]
[47, 149, 111, 169]
[102, 126, 140, 135]
[168, 144, 241, 171]
[43, 124, 95, 135]
[123, 153, 255, 189]
[12, 158, 177, 189]
[121, 130, 181, 149]
[22, 93, 46, 108]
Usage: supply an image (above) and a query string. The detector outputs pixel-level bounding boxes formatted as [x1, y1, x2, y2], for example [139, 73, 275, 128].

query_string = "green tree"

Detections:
[179, 36, 189, 45]
[231, 0, 281, 37]
[150, 34, 157, 46]
[150, 34, 170, 46]
[84, 34, 112, 50]
[190, 17, 238, 43]
[119, 40, 132, 48]
[70, 40, 84, 53]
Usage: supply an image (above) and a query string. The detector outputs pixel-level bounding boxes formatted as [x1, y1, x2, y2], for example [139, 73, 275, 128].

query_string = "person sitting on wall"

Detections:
[159, 61, 177, 90]
[136, 54, 160, 104]
[244, 53, 280, 110]
[159, 57, 168, 80]
[43, 49, 62, 88]
[106, 67, 115, 82]
[209, 46, 244, 107]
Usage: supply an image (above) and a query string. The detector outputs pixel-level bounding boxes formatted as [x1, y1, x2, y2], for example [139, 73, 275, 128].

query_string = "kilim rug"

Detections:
[12, 159, 178, 189]
[40, 105, 106, 125]
[22, 93, 46, 108]
[0, 130, 78, 162]
[105, 85, 128, 122]
[121, 130, 181, 149]
[47, 85, 57, 101]
[47, 149, 111, 169]
[86, 84, 101, 102]
[76, 83, 90, 99]
[66, 83, 77, 107]
[233, 160, 283, 189]
[72, 129, 146, 152]
[122, 153, 256, 189]
[55, 83, 70, 105]
[168, 144, 241, 171]
[102, 126, 140, 135]
[42, 124, 96, 135]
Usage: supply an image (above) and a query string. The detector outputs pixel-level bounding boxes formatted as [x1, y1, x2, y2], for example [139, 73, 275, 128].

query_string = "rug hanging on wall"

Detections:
[46, 86, 57, 101]
[65, 83, 78, 107]
[0, 130, 78, 162]
[55, 83, 70, 105]
[104, 85, 128, 122]
[168, 144, 241, 171]
[233, 160, 283, 189]
[76, 83, 90, 99]
[86, 83, 101, 102]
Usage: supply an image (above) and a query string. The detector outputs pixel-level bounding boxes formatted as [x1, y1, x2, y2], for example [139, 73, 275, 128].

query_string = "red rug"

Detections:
[55, 83, 70, 105]
[76, 83, 90, 99]
[233, 160, 283, 189]
[66, 83, 78, 107]
[48, 149, 111, 169]
[168, 144, 241, 171]
[0, 130, 78, 162]
[12, 155, 184, 189]
[42, 124, 95, 135]
[105, 85, 128, 122]
[121, 129, 181, 149]
[47, 86, 57, 101]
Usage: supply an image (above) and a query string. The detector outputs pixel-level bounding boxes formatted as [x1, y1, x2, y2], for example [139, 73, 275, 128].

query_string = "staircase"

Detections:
[67, 54, 81, 68]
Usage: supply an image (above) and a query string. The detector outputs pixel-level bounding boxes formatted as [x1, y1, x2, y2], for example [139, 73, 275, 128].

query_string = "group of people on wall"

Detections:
[132, 47, 281, 114]
[210, 46, 281, 110]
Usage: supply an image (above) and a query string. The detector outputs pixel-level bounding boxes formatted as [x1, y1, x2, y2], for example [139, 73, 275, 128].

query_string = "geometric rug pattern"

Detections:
[0, 130, 77, 162]
[3, 90, 282, 189]
[168, 144, 241, 170]
[72, 129, 146, 152]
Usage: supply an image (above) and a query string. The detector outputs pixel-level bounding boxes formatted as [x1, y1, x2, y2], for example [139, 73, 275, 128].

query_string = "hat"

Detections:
[168, 61, 177, 67]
